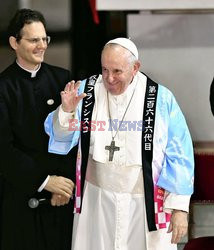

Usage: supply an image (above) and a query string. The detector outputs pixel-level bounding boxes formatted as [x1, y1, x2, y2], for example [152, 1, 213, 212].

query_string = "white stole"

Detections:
[90, 72, 147, 166]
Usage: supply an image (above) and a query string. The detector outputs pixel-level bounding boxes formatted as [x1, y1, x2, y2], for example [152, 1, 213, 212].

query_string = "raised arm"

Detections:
[45, 80, 87, 154]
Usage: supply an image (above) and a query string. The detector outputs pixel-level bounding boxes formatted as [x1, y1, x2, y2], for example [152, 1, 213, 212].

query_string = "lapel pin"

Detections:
[47, 99, 54, 105]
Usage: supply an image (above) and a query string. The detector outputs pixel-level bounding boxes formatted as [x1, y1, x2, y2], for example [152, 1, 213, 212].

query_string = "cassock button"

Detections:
[47, 99, 54, 105]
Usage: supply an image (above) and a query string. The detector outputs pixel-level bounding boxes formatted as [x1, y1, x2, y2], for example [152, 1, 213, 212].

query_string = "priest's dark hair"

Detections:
[7, 8, 47, 42]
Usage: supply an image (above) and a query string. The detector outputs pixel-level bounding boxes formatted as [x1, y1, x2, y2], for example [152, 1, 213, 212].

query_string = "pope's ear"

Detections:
[134, 60, 141, 73]
[9, 36, 18, 50]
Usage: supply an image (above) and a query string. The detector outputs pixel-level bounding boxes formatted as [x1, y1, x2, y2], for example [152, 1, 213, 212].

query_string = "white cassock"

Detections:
[55, 73, 190, 250]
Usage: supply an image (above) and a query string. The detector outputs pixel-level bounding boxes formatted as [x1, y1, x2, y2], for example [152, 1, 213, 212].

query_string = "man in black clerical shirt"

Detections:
[0, 8, 75, 250]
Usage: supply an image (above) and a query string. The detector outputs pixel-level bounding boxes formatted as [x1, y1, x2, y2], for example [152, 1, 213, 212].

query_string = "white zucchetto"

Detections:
[105, 37, 139, 59]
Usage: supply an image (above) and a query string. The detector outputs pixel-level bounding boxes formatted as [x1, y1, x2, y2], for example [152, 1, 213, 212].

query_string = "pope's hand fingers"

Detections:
[171, 229, 185, 244]
[64, 82, 70, 92]
[64, 81, 74, 92]
[170, 223, 188, 244]
[73, 80, 80, 90]
[171, 228, 180, 244]
[60, 91, 65, 96]
[169, 210, 188, 244]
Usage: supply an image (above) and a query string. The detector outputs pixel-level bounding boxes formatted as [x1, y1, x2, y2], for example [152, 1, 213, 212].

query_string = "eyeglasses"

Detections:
[21, 36, 51, 45]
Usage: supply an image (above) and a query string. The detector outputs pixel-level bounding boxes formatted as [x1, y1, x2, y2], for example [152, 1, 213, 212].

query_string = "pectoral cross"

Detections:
[105, 140, 120, 161]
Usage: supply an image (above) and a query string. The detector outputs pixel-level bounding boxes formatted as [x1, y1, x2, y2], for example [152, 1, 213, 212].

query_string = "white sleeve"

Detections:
[163, 191, 191, 213]
[53, 105, 76, 141]
[58, 105, 75, 128]
[37, 175, 50, 192]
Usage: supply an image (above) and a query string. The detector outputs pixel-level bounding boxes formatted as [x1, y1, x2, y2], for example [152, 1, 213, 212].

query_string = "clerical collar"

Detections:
[16, 60, 41, 78]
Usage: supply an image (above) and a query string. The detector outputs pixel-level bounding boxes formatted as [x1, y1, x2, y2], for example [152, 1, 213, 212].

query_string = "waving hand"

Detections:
[61, 80, 86, 113]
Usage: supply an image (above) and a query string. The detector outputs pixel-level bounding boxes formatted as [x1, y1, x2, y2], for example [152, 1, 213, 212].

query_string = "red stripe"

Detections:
[89, 0, 99, 24]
